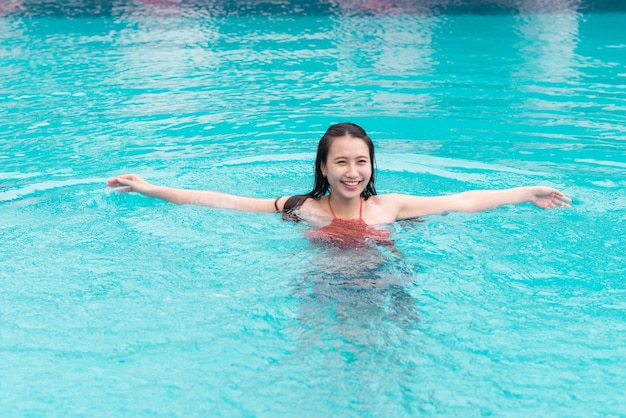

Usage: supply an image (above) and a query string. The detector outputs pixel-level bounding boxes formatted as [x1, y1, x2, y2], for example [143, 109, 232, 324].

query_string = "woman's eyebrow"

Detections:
[332, 155, 369, 160]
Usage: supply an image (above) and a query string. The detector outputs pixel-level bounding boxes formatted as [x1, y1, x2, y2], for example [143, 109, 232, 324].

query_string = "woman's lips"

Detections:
[341, 180, 361, 190]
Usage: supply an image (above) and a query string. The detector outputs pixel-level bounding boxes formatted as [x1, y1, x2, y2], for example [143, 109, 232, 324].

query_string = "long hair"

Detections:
[282, 123, 377, 221]
[309, 122, 377, 200]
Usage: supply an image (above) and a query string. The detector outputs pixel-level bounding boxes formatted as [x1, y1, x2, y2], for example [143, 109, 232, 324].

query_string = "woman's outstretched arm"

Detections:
[388, 186, 571, 220]
[106, 174, 280, 213]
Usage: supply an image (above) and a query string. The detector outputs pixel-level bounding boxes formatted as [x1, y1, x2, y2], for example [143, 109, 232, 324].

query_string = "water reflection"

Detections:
[511, 0, 594, 145]
[3, 0, 622, 18]
[514, 0, 582, 82]
[330, 0, 435, 16]
[0, 0, 19, 17]
[328, 14, 440, 116]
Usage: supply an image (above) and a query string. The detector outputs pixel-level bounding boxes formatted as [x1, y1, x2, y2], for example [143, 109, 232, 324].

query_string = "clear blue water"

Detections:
[1, 0, 625, 416]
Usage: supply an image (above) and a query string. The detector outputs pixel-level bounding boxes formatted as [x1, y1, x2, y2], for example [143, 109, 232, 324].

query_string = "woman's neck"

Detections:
[328, 193, 362, 220]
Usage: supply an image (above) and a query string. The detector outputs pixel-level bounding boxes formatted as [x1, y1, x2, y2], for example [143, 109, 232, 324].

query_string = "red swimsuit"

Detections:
[307, 198, 392, 247]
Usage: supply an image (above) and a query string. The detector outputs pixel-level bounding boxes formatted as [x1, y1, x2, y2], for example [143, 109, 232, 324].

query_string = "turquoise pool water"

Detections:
[1, 0, 625, 415]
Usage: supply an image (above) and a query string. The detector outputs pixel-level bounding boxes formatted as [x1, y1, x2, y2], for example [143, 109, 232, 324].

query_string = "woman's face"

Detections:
[321, 135, 372, 201]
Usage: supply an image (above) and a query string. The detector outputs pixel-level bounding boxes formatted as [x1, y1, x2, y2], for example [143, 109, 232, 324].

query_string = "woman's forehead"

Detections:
[327, 135, 370, 155]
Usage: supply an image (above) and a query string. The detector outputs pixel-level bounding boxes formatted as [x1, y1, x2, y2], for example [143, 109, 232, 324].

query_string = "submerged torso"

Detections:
[305, 197, 392, 248]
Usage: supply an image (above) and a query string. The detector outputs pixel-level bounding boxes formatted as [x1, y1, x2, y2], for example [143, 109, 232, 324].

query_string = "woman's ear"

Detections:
[321, 162, 327, 177]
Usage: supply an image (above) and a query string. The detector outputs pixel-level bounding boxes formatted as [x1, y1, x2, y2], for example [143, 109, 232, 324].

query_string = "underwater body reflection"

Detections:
[293, 236, 421, 355]
[278, 235, 424, 410]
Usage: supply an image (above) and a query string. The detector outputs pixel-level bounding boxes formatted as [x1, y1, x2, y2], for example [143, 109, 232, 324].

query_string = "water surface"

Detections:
[1, 0, 625, 416]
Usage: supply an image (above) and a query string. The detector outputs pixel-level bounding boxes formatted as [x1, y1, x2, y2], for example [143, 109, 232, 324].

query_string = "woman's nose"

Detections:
[346, 163, 358, 176]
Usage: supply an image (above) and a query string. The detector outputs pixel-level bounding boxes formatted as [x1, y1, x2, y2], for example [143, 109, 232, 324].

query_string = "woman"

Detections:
[107, 123, 571, 246]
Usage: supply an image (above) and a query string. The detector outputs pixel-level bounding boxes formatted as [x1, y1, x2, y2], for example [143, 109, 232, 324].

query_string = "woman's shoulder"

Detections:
[365, 194, 402, 224]
[281, 194, 325, 223]
[282, 194, 322, 211]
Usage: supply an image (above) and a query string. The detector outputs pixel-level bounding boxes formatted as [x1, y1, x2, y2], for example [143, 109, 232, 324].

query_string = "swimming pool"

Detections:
[1, 0, 625, 415]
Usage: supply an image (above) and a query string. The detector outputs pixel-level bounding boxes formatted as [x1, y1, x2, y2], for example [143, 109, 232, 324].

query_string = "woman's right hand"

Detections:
[106, 174, 155, 196]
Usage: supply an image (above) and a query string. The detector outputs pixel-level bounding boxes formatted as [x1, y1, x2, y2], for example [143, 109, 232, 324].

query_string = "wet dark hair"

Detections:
[283, 122, 377, 220]
[311, 122, 377, 199]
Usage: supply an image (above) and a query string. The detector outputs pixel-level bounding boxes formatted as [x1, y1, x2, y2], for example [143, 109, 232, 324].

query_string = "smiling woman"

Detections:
[4, 0, 626, 413]
[107, 122, 572, 246]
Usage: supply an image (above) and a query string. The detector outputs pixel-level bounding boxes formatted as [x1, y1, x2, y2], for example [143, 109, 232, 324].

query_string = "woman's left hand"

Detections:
[529, 186, 572, 209]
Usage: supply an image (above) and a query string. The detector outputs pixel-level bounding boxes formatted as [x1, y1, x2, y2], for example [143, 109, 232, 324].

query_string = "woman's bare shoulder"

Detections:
[281, 195, 329, 227]
[299, 196, 328, 217]
[365, 194, 402, 224]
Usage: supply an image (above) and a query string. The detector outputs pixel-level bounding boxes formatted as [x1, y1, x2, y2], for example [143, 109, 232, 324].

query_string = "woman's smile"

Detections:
[341, 180, 362, 190]
[321, 135, 372, 200]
